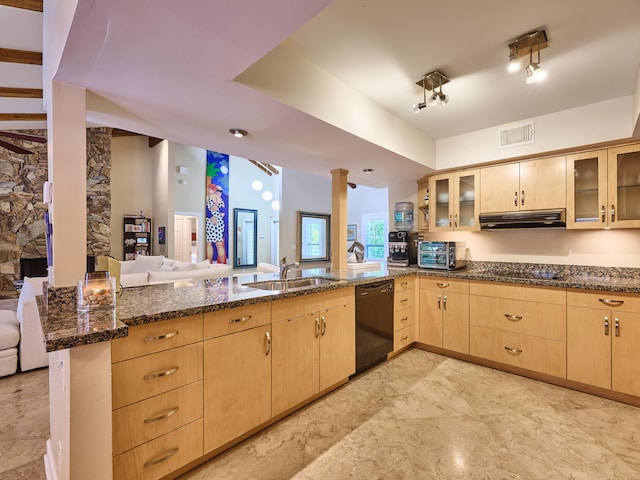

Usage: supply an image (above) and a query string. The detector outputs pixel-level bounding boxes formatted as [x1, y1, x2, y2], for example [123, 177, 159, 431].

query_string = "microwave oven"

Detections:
[417, 241, 466, 270]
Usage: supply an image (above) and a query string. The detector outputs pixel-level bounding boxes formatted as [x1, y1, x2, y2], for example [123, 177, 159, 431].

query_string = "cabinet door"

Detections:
[429, 174, 453, 231]
[442, 291, 470, 354]
[480, 163, 520, 213]
[519, 156, 566, 210]
[566, 306, 611, 390]
[608, 144, 640, 228]
[566, 150, 608, 229]
[418, 289, 443, 347]
[319, 303, 355, 391]
[203, 325, 271, 453]
[612, 311, 640, 397]
[454, 170, 479, 230]
[272, 313, 319, 417]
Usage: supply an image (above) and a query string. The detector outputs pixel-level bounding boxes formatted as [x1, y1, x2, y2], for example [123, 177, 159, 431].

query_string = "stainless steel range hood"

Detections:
[479, 209, 566, 230]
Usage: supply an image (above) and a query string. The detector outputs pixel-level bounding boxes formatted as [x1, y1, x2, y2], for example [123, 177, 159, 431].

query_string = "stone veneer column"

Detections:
[331, 168, 348, 271]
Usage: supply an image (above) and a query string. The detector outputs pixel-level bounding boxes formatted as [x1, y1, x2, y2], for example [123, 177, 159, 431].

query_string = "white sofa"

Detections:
[16, 276, 49, 372]
[120, 255, 233, 287]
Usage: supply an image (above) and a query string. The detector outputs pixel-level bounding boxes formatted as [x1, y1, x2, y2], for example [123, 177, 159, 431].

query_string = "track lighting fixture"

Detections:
[507, 30, 548, 84]
[413, 71, 450, 112]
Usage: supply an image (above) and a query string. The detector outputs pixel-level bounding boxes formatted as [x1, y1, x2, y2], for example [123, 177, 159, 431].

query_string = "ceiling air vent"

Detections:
[498, 121, 534, 149]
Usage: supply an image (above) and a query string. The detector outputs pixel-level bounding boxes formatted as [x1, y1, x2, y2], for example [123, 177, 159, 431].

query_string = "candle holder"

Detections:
[77, 271, 116, 312]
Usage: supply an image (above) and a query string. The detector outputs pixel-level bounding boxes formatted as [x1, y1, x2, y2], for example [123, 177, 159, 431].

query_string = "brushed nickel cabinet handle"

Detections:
[229, 315, 252, 324]
[615, 318, 620, 337]
[611, 204, 615, 222]
[437, 294, 441, 310]
[601, 205, 605, 223]
[598, 298, 624, 307]
[454, 214, 458, 228]
[443, 295, 447, 310]
[604, 317, 609, 336]
[144, 366, 179, 380]
[144, 406, 179, 424]
[144, 331, 179, 342]
[504, 314, 523, 322]
[401, 281, 409, 288]
[400, 316, 409, 322]
[144, 447, 179, 468]
[265, 331, 271, 356]
[449, 214, 453, 227]
[400, 298, 408, 304]
[315, 317, 321, 338]
[436, 282, 449, 288]
[514, 191, 518, 207]
[521, 190, 525, 206]
[321, 316, 327, 336]
[504, 346, 523, 355]
[401, 335, 409, 342]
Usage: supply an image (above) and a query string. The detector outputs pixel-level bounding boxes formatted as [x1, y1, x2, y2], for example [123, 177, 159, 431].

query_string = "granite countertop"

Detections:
[40, 262, 640, 353]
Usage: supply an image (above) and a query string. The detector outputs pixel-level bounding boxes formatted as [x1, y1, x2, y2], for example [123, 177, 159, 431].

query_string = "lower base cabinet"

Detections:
[567, 290, 640, 397]
[203, 324, 272, 453]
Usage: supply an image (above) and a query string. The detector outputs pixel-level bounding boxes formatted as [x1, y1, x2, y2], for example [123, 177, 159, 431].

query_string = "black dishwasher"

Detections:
[355, 280, 394, 374]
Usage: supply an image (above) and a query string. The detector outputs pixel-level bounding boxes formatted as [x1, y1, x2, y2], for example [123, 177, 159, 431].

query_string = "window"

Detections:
[298, 212, 330, 262]
[362, 213, 387, 260]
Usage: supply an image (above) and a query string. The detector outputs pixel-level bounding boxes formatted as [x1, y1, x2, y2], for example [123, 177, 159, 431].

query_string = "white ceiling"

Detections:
[2, 0, 640, 187]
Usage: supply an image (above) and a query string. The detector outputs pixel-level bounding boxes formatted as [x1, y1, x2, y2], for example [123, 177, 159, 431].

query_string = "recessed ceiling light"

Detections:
[362, 168, 374, 174]
[229, 128, 248, 138]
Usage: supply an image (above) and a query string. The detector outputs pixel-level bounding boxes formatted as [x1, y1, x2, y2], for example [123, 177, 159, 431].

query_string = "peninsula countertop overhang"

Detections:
[39, 264, 640, 353]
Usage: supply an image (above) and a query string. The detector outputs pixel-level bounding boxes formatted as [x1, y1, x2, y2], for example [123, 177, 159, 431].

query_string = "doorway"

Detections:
[174, 213, 202, 263]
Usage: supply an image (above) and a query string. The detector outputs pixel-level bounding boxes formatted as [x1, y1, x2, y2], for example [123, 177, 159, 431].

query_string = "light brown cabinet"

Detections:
[203, 302, 272, 453]
[567, 290, 640, 397]
[393, 277, 416, 352]
[469, 282, 566, 378]
[418, 277, 469, 354]
[271, 288, 355, 417]
[429, 169, 479, 231]
[480, 156, 566, 213]
[111, 315, 204, 480]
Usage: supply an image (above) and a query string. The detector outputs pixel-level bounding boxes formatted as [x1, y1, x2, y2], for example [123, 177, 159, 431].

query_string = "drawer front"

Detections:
[204, 302, 270, 339]
[394, 306, 415, 332]
[394, 291, 415, 311]
[113, 381, 203, 455]
[394, 324, 416, 351]
[567, 290, 640, 313]
[272, 287, 354, 320]
[113, 343, 203, 409]
[470, 326, 566, 378]
[113, 419, 203, 480]
[395, 277, 415, 293]
[112, 315, 203, 363]
[470, 296, 566, 341]
[470, 281, 566, 305]
[419, 277, 469, 294]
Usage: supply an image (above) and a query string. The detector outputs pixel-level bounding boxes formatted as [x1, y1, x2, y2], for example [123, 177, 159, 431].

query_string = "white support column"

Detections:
[46, 80, 87, 287]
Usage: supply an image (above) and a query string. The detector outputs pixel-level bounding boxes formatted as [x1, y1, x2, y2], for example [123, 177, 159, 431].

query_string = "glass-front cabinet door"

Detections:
[429, 175, 451, 231]
[454, 169, 479, 231]
[429, 169, 479, 232]
[608, 144, 640, 228]
[566, 150, 608, 229]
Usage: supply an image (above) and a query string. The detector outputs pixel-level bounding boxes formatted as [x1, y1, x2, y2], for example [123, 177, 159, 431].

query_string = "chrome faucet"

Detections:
[279, 256, 299, 280]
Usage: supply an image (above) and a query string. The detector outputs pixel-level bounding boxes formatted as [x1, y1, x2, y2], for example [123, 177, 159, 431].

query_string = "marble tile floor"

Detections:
[2, 349, 640, 479]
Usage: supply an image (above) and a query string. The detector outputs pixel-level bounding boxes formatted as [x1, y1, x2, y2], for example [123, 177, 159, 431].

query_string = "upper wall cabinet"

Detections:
[429, 170, 480, 232]
[607, 144, 640, 228]
[480, 156, 566, 213]
[567, 144, 640, 229]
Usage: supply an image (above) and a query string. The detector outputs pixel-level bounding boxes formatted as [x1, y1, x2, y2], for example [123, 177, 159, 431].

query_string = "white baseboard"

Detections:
[44, 439, 59, 480]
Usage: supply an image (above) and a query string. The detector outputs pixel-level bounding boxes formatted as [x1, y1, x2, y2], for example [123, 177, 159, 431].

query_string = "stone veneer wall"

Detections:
[0, 128, 112, 298]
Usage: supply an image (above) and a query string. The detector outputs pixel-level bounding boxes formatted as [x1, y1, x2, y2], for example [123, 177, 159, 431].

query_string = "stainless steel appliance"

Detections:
[417, 241, 466, 270]
[355, 280, 394, 374]
[387, 231, 419, 267]
[479, 209, 566, 230]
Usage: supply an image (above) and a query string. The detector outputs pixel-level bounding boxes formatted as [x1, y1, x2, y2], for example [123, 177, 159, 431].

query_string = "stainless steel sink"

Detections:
[244, 277, 339, 291]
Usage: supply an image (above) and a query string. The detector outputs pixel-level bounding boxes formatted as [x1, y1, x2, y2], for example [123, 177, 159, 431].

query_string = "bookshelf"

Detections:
[123, 216, 152, 260]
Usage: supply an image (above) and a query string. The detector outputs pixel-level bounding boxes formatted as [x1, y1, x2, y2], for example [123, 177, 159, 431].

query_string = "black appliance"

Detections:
[355, 280, 394, 374]
[387, 231, 419, 267]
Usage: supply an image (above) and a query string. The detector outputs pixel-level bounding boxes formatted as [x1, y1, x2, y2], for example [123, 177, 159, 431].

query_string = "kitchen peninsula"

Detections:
[40, 264, 640, 480]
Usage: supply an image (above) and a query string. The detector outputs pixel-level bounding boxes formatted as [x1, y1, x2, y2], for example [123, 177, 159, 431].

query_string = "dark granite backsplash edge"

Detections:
[465, 261, 640, 279]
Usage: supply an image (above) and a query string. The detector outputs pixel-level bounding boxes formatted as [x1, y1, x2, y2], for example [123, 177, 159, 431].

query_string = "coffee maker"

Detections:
[387, 231, 419, 267]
